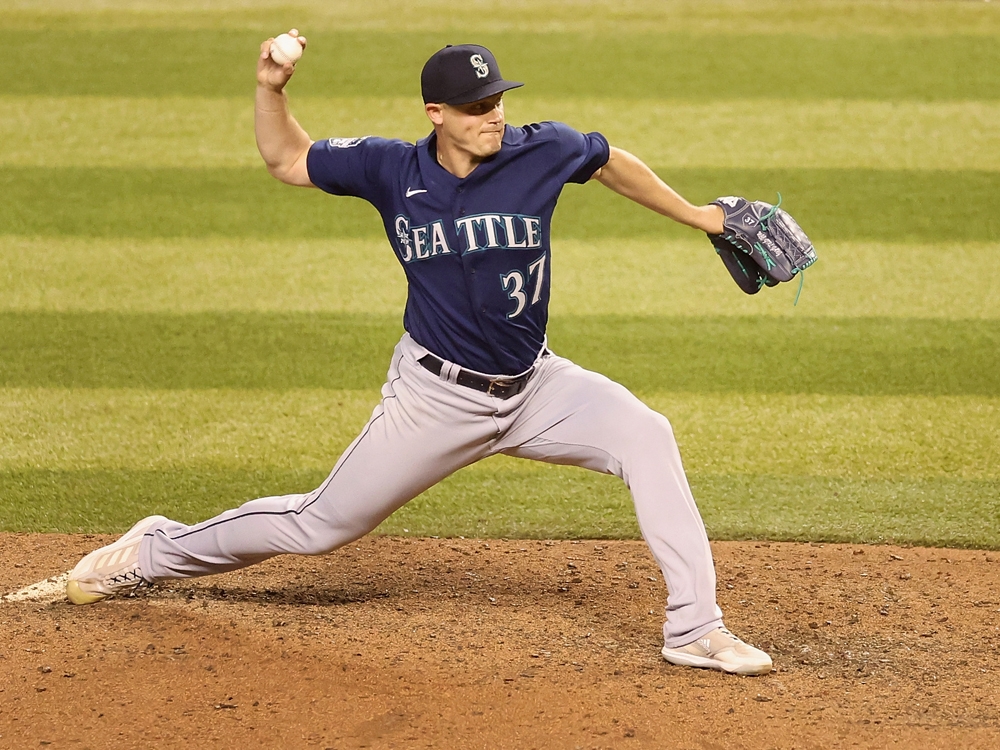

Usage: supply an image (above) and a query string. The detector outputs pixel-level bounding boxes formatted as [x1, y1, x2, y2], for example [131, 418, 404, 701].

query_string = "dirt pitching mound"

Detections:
[2, 535, 999, 749]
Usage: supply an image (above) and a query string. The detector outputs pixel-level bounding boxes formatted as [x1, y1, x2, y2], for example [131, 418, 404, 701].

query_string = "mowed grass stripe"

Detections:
[3, 467, 997, 548]
[5, 167, 1000, 242]
[0, 388, 378, 472]
[559, 315, 1000, 397]
[0, 312, 401, 391]
[5, 1, 999, 37]
[390, 472, 1000, 548]
[5, 236, 1000, 320]
[0, 237, 408, 314]
[553, 240, 1000, 320]
[5, 30, 999, 101]
[690, 474, 1000, 549]
[3, 312, 998, 395]
[8, 96, 1000, 172]
[3, 389, 996, 480]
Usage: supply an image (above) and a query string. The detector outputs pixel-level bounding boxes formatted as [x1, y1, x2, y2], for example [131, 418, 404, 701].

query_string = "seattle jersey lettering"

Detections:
[393, 212, 541, 262]
[394, 215, 452, 262]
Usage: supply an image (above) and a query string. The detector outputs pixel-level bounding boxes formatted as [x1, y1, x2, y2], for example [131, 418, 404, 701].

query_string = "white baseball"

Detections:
[270, 33, 303, 65]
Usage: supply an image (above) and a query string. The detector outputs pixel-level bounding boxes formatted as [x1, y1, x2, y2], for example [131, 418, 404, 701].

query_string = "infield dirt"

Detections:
[2, 535, 998, 749]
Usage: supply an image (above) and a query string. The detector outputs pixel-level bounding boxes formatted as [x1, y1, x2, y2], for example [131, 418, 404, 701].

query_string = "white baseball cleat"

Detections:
[661, 626, 773, 676]
[66, 515, 167, 605]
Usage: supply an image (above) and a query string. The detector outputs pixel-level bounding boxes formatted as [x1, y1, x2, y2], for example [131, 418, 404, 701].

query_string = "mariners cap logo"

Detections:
[470, 54, 489, 79]
[420, 44, 523, 105]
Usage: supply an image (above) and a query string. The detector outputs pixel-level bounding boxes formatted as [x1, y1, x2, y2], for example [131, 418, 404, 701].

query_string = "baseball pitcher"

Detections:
[67, 33, 818, 676]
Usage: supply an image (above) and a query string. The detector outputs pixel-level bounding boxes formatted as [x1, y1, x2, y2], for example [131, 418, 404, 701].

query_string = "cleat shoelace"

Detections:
[716, 627, 740, 642]
[106, 567, 146, 596]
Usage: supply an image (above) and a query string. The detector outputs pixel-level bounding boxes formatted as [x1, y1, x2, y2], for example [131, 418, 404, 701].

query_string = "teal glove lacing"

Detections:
[759, 192, 806, 306]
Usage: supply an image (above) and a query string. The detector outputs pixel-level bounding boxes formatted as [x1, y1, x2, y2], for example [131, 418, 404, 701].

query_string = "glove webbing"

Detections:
[760, 193, 806, 306]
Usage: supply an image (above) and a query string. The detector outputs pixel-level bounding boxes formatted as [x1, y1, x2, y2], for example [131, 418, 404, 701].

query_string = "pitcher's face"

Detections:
[429, 93, 505, 161]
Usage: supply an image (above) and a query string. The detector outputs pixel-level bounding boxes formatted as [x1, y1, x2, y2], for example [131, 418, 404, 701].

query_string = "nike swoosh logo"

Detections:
[406, 188, 427, 197]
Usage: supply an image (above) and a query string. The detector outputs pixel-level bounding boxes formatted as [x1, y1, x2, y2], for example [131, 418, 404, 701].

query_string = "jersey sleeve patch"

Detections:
[326, 137, 370, 149]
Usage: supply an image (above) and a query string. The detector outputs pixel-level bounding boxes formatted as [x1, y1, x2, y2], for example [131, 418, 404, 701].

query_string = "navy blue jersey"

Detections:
[306, 122, 609, 375]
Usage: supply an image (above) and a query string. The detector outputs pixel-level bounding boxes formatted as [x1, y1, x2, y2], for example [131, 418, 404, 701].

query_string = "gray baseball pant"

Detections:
[139, 333, 724, 646]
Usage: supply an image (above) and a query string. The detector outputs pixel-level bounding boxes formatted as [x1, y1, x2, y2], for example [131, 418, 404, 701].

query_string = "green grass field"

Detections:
[2, 0, 998, 547]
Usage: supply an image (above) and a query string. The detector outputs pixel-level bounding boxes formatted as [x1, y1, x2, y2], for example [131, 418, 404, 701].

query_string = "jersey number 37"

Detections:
[500, 253, 547, 319]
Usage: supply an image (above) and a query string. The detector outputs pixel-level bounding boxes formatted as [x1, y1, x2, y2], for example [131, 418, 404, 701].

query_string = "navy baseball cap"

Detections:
[421, 44, 523, 105]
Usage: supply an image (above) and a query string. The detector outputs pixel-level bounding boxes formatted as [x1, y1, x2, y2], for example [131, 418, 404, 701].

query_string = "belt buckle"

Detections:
[487, 378, 511, 397]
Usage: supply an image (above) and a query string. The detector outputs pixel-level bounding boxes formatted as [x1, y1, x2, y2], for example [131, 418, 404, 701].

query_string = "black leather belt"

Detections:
[418, 353, 534, 400]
